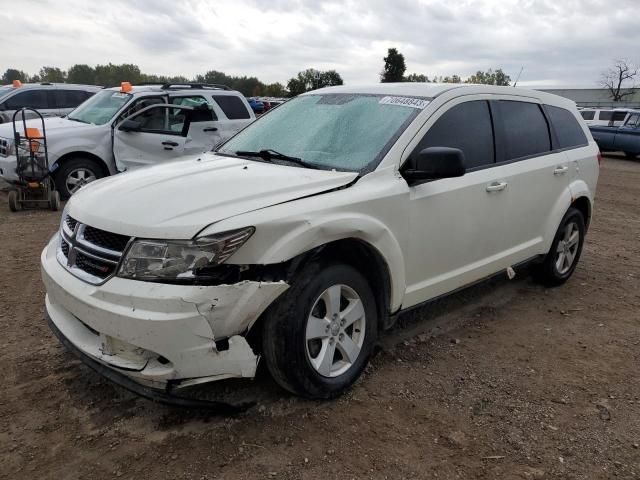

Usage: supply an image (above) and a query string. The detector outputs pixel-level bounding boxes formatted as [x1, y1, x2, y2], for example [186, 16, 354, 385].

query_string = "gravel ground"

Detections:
[0, 154, 638, 479]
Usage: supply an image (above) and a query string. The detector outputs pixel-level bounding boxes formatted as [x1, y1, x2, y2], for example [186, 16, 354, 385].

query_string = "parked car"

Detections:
[247, 97, 265, 114]
[0, 81, 100, 123]
[589, 109, 640, 158]
[579, 108, 632, 127]
[42, 83, 599, 403]
[0, 83, 255, 198]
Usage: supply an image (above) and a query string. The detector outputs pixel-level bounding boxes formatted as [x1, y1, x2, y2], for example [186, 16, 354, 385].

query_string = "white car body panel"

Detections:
[41, 83, 600, 391]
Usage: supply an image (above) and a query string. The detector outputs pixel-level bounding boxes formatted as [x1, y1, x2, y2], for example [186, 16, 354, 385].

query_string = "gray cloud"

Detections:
[0, 0, 636, 87]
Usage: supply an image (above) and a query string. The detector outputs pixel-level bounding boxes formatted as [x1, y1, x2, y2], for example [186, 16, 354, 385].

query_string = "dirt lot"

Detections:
[0, 155, 638, 480]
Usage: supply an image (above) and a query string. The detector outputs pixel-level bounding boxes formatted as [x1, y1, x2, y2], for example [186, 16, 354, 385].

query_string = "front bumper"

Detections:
[0, 154, 18, 182]
[41, 236, 288, 390]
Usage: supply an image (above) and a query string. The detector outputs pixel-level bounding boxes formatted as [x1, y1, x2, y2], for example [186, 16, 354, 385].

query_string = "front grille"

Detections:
[58, 215, 131, 284]
[83, 225, 130, 252]
[0, 138, 10, 157]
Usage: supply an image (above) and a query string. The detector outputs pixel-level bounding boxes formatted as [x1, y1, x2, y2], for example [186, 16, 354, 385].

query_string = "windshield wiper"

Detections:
[67, 116, 90, 124]
[235, 149, 318, 169]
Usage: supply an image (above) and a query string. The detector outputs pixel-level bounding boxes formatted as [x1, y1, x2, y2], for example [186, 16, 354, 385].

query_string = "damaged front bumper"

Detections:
[41, 237, 288, 392]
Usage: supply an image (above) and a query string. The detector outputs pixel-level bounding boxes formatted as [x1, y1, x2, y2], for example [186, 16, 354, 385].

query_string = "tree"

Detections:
[93, 63, 142, 87]
[601, 59, 639, 102]
[262, 82, 287, 97]
[286, 69, 344, 96]
[466, 68, 511, 86]
[404, 73, 431, 83]
[38, 66, 66, 83]
[67, 64, 96, 84]
[2, 68, 29, 84]
[380, 48, 406, 83]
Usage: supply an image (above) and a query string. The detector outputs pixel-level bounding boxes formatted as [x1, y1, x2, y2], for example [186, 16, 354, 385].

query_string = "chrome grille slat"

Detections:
[58, 215, 131, 284]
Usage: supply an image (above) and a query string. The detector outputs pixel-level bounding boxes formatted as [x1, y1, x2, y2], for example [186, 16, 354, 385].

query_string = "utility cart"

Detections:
[7, 108, 60, 212]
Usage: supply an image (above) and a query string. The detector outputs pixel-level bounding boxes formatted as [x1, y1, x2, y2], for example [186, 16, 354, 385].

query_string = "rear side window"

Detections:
[413, 100, 494, 169]
[55, 90, 94, 108]
[546, 105, 588, 149]
[171, 96, 216, 121]
[580, 110, 595, 120]
[212, 95, 251, 120]
[495, 101, 551, 160]
[610, 111, 628, 126]
[625, 113, 640, 127]
[4, 90, 50, 109]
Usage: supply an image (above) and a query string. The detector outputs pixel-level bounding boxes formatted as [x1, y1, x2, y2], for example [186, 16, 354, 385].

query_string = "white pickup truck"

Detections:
[0, 83, 255, 197]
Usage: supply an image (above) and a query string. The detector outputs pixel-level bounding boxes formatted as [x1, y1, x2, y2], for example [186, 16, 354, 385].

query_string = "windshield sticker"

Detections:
[379, 96, 430, 109]
[113, 92, 129, 98]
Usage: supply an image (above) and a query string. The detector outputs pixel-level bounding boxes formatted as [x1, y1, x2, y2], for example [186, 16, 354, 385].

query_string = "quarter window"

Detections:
[495, 101, 551, 160]
[412, 100, 495, 169]
[213, 95, 251, 120]
[4, 90, 50, 109]
[546, 105, 588, 149]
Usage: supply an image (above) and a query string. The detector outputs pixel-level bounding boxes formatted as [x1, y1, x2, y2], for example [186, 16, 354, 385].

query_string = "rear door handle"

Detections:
[553, 165, 569, 175]
[203, 127, 218, 132]
[486, 181, 508, 192]
[161, 141, 179, 147]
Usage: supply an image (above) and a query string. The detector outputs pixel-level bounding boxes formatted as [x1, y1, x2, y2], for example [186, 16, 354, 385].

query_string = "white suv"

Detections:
[0, 83, 255, 198]
[41, 84, 599, 402]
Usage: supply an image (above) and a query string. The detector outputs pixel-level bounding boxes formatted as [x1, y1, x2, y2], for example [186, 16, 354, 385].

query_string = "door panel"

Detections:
[170, 96, 222, 153]
[113, 104, 191, 171]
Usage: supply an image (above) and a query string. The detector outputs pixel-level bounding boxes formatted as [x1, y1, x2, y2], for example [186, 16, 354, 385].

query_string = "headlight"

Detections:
[117, 227, 254, 282]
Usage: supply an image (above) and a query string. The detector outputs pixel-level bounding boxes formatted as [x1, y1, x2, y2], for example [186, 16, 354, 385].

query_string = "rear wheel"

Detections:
[48, 190, 60, 211]
[262, 262, 378, 399]
[8, 190, 20, 212]
[533, 207, 585, 286]
[624, 151, 638, 159]
[54, 158, 104, 199]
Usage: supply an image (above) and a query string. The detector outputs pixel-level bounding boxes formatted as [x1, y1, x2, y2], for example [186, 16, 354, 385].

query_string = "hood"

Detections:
[68, 153, 358, 239]
[0, 116, 96, 139]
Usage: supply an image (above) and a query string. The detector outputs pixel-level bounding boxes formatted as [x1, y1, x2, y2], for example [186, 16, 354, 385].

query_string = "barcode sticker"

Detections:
[379, 96, 430, 109]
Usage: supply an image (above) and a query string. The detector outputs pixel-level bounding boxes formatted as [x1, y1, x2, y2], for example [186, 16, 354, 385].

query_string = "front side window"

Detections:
[625, 113, 640, 127]
[546, 105, 588, 149]
[218, 93, 425, 172]
[129, 105, 188, 135]
[171, 96, 216, 121]
[4, 90, 49, 109]
[580, 110, 595, 120]
[410, 100, 495, 169]
[67, 90, 133, 125]
[495, 100, 551, 161]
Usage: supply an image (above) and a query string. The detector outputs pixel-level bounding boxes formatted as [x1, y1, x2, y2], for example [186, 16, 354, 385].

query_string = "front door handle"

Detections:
[486, 181, 508, 192]
[203, 127, 218, 132]
[553, 165, 569, 175]
[162, 141, 179, 147]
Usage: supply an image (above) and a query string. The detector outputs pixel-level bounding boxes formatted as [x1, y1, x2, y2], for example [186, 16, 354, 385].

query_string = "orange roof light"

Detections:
[120, 81, 132, 93]
[12, 80, 22, 88]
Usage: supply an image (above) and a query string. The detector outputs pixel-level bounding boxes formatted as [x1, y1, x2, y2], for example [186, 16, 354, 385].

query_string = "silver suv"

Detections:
[0, 82, 101, 123]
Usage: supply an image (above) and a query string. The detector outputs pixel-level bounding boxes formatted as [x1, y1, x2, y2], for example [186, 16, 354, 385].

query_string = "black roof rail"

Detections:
[161, 83, 233, 91]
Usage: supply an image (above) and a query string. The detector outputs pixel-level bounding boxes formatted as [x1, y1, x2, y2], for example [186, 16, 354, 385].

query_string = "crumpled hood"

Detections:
[0, 116, 95, 140]
[67, 153, 358, 239]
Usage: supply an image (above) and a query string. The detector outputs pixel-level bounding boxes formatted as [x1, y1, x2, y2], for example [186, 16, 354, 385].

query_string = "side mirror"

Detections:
[119, 119, 142, 132]
[402, 147, 466, 183]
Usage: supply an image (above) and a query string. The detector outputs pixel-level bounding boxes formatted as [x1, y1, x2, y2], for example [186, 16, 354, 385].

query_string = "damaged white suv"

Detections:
[41, 83, 599, 402]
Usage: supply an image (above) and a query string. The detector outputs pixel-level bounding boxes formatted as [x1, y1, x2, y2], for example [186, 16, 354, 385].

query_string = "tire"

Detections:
[54, 158, 104, 199]
[49, 190, 60, 211]
[262, 262, 378, 399]
[624, 152, 638, 159]
[533, 207, 585, 287]
[8, 190, 20, 212]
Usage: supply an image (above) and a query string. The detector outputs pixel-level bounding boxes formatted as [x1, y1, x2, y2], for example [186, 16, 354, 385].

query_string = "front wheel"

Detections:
[54, 158, 104, 199]
[533, 207, 585, 286]
[262, 262, 378, 399]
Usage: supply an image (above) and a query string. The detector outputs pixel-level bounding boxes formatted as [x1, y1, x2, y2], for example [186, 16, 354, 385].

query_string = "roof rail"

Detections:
[161, 83, 232, 91]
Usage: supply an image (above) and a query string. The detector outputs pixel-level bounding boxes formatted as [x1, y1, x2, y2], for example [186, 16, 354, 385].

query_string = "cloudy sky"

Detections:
[0, 0, 635, 87]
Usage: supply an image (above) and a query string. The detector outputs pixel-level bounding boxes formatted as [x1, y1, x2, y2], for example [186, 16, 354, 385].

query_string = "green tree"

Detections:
[38, 66, 66, 83]
[404, 73, 431, 82]
[67, 64, 96, 84]
[466, 68, 511, 86]
[2, 68, 29, 84]
[93, 63, 142, 87]
[380, 48, 406, 83]
[286, 69, 344, 96]
[262, 82, 287, 97]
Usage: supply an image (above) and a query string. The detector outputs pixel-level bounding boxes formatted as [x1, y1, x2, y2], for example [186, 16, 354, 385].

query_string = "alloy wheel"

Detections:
[66, 168, 97, 194]
[555, 221, 580, 275]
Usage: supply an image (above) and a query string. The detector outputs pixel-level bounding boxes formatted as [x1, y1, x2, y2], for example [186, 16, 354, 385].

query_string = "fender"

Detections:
[541, 187, 573, 254]
[209, 212, 408, 312]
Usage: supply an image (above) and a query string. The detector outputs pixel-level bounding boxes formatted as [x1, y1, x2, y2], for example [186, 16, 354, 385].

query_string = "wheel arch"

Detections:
[54, 151, 110, 177]
[571, 196, 592, 230]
